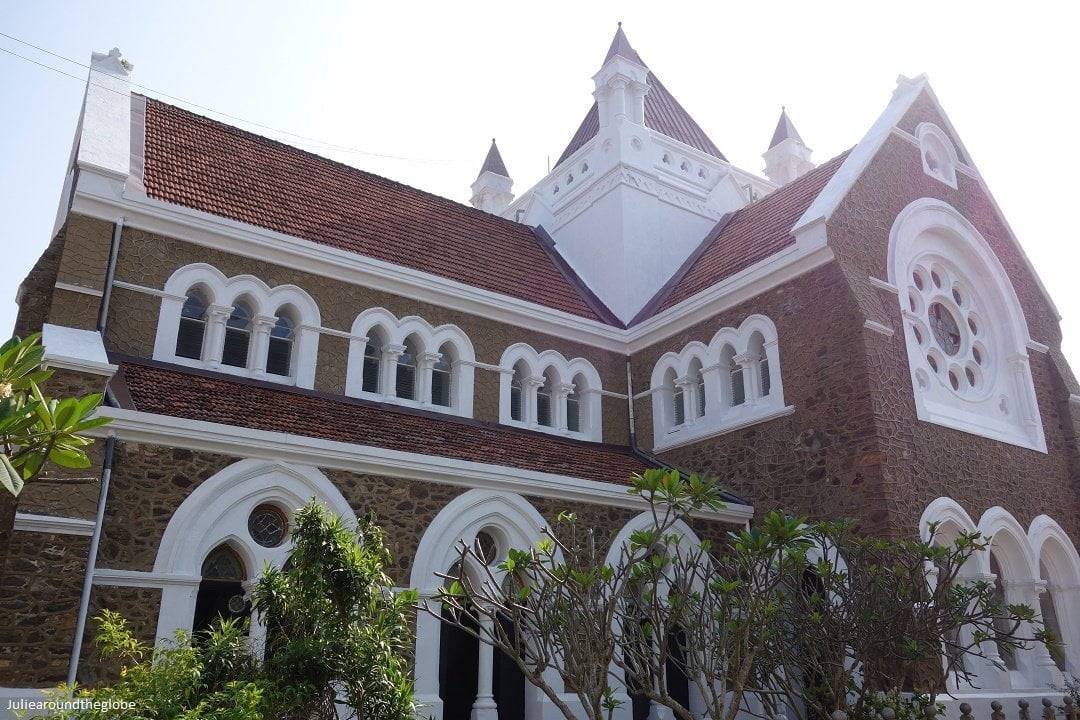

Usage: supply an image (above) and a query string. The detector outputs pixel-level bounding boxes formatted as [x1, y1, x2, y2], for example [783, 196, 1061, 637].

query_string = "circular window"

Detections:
[928, 303, 961, 356]
[248, 505, 288, 548]
[474, 530, 499, 566]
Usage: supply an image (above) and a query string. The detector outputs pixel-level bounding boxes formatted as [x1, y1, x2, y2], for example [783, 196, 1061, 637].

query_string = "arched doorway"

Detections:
[412, 490, 551, 720]
[193, 544, 248, 633]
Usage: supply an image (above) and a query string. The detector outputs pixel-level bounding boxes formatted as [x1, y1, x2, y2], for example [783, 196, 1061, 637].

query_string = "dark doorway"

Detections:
[440, 604, 479, 720]
[494, 616, 526, 720]
[666, 627, 691, 713]
[193, 545, 248, 634]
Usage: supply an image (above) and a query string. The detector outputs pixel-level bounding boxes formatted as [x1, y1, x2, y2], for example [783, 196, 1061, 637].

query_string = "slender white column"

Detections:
[251, 314, 275, 374]
[417, 351, 442, 406]
[674, 377, 694, 424]
[471, 614, 498, 720]
[734, 352, 758, 406]
[522, 376, 545, 426]
[381, 343, 406, 398]
[204, 304, 232, 366]
[414, 595, 445, 720]
[552, 382, 574, 431]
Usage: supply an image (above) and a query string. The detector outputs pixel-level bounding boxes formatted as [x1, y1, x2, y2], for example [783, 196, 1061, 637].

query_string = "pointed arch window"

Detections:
[536, 370, 555, 428]
[176, 288, 208, 360]
[362, 330, 384, 394]
[221, 299, 254, 368]
[396, 336, 421, 400]
[431, 345, 453, 408]
[688, 358, 706, 419]
[665, 368, 684, 427]
[266, 310, 295, 377]
[509, 362, 526, 422]
[194, 544, 248, 634]
[566, 376, 583, 433]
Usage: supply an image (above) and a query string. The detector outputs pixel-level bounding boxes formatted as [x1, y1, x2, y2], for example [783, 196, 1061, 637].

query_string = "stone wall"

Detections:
[0, 530, 88, 686]
[631, 262, 889, 531]
[102, 225, 631, 442]
[826, 93, 1080, 540]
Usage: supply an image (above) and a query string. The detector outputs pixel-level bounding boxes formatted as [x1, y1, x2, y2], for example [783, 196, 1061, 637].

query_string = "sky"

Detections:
[1, 1, 1078, 363]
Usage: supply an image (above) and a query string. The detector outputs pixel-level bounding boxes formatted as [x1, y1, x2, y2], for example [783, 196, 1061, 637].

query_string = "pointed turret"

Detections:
[470, 139, 514, 214]
[592, 23, 650, 129]
[762, 107, 815, 186]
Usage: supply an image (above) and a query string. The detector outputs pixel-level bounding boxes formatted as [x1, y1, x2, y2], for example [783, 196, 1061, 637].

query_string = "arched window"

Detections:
[1038, 560, 1067, 671]
[510, 361, 527, 422]
[988, 553, 1019, 671]
[719, 345, 744, 408]
[266, 309, 296, 377]
[176, 287, 209, 360]
[221, 298, 254, 368]
[748, 332, 769, 398]
[916, 123, 958, 188]
[666, 368, 684, 427]
[362, 328, 384, 394]
[688, 358, 705, 418]
[396, 335, 421, 401]
[431, 344, 453, 408]
[891, 199, 1045, 452]
[566, 374, 584, 433]
[194, 544, 247, 634]
[536, 368, 556, 427]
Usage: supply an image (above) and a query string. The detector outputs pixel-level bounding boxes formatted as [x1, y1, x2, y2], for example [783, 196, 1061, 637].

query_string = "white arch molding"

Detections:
[154, 263, 322, 388]
[411, 489, 572, 720]
[888, 198, 1046, 452]
[498, 343, 603, 441]
[650, 313, 789, 451]
[345, 307, 476, 418]
[152, 459, 356, 648]
[1028, 515, 1080, 675]
[602, 512, 709, 720]
[919, 497, 1067, 692]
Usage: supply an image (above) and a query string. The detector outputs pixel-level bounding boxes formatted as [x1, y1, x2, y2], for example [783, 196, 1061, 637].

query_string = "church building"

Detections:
[3, 26, 1080, 720]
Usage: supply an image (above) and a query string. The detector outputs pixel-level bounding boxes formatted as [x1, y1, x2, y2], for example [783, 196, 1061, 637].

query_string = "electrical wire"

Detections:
[0, 32, 462, 166]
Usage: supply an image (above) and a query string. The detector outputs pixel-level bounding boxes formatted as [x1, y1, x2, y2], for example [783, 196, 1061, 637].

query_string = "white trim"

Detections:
[70, 170, 830, 354]
[1026, 340, 1049, 354]
[916, 122, 959, 189]
[41, 323, 117, 378]
[54, 281, 103, 298]
[93, 568, 200, 587]
[863, 319, 895, 337]
[868, 276, 900, 294]
[652, 404, 795, 453]
[13, 513, 95, 536]
[87, 407, 754, 523]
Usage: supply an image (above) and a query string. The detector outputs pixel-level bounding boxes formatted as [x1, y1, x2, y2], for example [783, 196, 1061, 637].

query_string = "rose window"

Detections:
[904, 260, 990, 398]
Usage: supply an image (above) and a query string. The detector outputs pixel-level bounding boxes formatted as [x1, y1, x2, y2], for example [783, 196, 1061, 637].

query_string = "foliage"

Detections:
[429, 469, 1046, 720]
[0, 333, 110, 497]
[51, 610, 265, 720]
[50, 502, 414, 720]
[428, 468, 726, 720]
[251, 501, 417, 720]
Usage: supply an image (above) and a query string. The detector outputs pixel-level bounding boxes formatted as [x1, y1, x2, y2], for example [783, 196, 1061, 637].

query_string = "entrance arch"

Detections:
[1028, 515, 1080, 674]
[153, 459, 356, 647]
[411, 489, 551, 720]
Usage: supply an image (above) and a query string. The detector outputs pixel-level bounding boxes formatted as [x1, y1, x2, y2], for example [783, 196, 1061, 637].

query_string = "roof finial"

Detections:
[476, 138, 510, 180]
[617, 20, 622, 27]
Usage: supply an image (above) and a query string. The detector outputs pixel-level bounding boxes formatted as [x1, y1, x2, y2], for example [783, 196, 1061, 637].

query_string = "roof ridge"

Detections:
[137, 93, 530, 234]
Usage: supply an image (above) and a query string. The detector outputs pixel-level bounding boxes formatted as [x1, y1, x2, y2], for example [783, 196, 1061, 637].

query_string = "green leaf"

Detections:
[0, 454, 24, 496]
[49, 446, 92, 469]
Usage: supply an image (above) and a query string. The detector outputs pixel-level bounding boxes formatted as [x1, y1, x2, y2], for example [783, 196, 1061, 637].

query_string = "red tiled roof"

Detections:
[645, 151, 851, 316]
[137, 96, 610, 323]
[111, 359, 654, 485]
[556, 72, 726, 167]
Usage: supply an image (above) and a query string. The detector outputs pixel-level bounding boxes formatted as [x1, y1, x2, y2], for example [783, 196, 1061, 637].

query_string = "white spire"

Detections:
[762, 107, 815, 186]
[470, 139, 514, 214]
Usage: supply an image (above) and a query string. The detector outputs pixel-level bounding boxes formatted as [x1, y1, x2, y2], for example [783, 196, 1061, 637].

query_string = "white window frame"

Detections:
[889, 198, 1046, 452]
[497, 343, 603, 442]
[916, 122, 959, 189]
[345, 308, 475, 418]
[154, 263, 321, 388]
[649, 314, 791, 451]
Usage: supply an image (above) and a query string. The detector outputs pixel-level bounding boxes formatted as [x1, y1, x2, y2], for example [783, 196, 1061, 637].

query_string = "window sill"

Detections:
[157, 354, 301, 387]
[501, 418, 599, 443]
[351, 390, 470, 419]
[652, 403, 795, 453]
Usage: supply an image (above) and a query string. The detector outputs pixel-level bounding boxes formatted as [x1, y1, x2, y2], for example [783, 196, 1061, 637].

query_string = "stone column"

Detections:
[416, 351, 442, 406]
[734, 352, 759, 405]
[471, 614, 498, 720]
[674, 377, 695, 424]
[204, 304, 233, 366]
[522, 376, 546, 426]
[251, 314, 276, 375]
[552, 382, 575, 431]
[1006, 578, 1064, 688]
[414, 593, 445, 720]
[380, 343, 406, 398]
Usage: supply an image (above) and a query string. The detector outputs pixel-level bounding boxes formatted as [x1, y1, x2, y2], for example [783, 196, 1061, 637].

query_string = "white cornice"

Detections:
[13, 513, 96, 536]
[93, 568, 200, 587]
[72, 173, 838, 355]
[89, 407, 754, 523]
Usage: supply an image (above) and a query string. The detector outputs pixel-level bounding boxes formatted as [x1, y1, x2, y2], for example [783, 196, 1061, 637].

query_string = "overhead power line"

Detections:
[0, 32, 462, 166]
